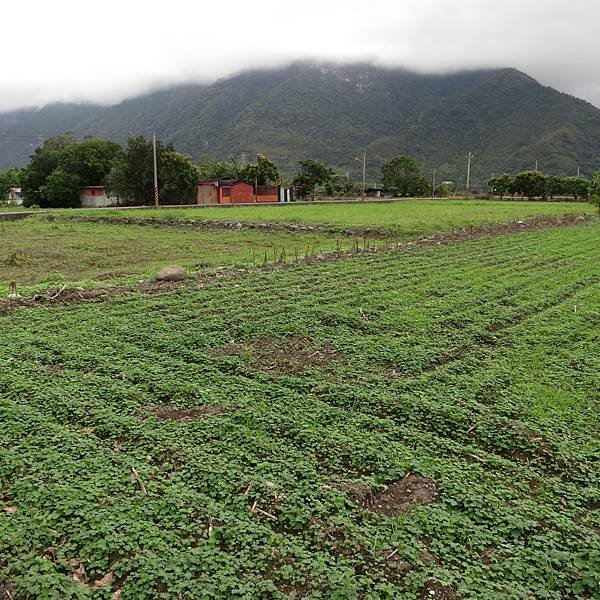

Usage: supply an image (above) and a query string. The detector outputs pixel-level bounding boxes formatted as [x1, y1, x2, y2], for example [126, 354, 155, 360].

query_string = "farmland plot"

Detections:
[70, 199, 592, 236]
[0, 222, 599, 599]
[0, 217, 343, 292]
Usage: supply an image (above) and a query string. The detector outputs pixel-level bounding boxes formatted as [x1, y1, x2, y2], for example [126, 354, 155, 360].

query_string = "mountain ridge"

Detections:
[1, 62, 599, 187]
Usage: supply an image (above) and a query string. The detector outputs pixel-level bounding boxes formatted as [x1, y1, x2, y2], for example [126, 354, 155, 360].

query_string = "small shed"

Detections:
[79, 186, 120, 208]
[197, 179, 281, 205]
[7, 188, 23, 205]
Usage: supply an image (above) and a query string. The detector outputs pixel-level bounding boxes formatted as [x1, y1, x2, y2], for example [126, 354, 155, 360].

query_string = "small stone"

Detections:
[155, 265, 187, 282]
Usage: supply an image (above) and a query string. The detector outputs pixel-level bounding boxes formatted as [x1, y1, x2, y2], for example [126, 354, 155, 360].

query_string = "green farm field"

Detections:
[1, 220, 598, 599]
[67, 199, 591, 235]
[0, 217, 342, 292]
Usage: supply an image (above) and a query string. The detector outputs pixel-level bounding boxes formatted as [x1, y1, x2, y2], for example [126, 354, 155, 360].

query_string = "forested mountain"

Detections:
[2, 63, 599, 187]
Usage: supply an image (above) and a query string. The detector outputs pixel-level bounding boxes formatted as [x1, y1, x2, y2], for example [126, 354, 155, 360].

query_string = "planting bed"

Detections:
[1, 221, 598, 598]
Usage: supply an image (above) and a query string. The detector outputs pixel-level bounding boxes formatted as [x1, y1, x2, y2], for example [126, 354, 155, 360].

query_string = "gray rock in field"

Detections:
[574, 215, 586, 223]
[155, 265, 187, 282]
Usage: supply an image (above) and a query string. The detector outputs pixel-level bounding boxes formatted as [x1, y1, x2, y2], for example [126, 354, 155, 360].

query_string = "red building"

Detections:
[197, 179, 280, 205]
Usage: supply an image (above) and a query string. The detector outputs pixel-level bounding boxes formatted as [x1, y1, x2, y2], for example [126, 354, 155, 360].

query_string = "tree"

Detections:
[513, 171, 547, 200]
[324, 173, 357, 197]
[0, 168, 21, 201]
[41, 168, 80, 208]
[107, 135, 155, 205]
[197, 158, 239, 181]
[239, 154, 279, 186]
[107, 135, 198, 205]
[488, 174, 514, 199]
[293, 159, 335, 200]
[545, 175, 565, 200]
[21, 134, 78, 206]
[159, 151, 199, 204]
[381, 155, 429, 197]
[60, 139, 123, 186]
[588, 171, 600, 214]
[20, 134, 122, 208]
[562, 176, 589, 201]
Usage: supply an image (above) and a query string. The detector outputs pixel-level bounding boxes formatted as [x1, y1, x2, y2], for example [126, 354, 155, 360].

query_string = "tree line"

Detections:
[1, 133, 600, 212]
[0, 133, 437, 207]
[488, 171, 594, 201]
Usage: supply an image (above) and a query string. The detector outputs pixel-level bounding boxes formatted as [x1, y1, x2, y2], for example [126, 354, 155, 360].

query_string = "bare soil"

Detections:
[328, 474, 438, 517]
[363, 474, 438, 517]
[419, 581, 460, 599]
[151, 404, 223, 421]
[210, 335, 337, 375]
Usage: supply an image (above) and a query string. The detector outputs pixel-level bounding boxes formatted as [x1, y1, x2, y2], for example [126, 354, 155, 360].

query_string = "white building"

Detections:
[79, 186, 121, 208]
[7, 187, 23, 205]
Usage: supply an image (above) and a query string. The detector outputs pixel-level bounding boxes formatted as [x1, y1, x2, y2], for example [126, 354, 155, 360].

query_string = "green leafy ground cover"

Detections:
[0, 218, 343, 293]
[71, 200, 591, 235]
[1, 222, 598, 599]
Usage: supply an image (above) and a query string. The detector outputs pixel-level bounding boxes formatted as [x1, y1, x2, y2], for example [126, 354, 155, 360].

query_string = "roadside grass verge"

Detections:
[1, 223, 598, 598]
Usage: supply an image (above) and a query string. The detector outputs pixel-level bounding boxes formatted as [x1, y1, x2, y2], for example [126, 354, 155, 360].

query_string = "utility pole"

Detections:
[466, 152, 474, 195]
[355, 148, 367, 201]
[152, 131, 159, 208]
[535, 160, 539, 172]
[577, 166, 581, 177]
[432, 168, 436, 198]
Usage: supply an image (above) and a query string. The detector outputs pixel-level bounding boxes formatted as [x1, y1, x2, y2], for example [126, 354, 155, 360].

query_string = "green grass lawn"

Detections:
[0, 217, 344, 292]
[1, 222, 598, 599]
[0, 204, 31, 212]
[71, 199, 592, 234]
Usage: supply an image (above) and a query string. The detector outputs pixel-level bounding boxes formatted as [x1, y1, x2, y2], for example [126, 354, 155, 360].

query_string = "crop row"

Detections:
[0, 223, 599, 598]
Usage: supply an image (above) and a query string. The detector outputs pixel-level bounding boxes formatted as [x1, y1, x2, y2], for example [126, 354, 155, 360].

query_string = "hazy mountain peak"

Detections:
[1, 63, 598, 185]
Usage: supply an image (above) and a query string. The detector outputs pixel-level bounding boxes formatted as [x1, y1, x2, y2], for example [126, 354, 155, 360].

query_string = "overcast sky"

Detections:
[2, 0, 599, 112]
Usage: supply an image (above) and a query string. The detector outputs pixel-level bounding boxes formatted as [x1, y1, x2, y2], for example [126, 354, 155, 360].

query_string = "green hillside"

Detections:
[2, 63, 599, 187]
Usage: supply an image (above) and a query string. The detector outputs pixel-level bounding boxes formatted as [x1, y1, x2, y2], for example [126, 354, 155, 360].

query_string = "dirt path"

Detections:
[0, 214, 591, 316]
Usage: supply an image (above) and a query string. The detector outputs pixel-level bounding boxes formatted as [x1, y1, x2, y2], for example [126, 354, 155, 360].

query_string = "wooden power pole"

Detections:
[152, 131, 159, 208]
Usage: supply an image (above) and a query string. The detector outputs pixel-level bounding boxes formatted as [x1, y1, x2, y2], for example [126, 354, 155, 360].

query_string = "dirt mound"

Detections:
[364, 474, 437, 516]
[151, 404, 223, 421]
[210, 335, 337, 375]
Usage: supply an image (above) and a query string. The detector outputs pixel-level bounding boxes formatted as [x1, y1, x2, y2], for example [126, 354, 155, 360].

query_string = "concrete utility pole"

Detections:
[466, 152, 475, 194]
[535, 160, 539, 172]
[355, 148, 367, 201]
[152, 132, 159, 208]
[577, 166, 581, 177]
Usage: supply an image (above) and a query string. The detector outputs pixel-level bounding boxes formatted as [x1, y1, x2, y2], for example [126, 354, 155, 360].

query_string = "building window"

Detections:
[222, 187, 231, 197]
